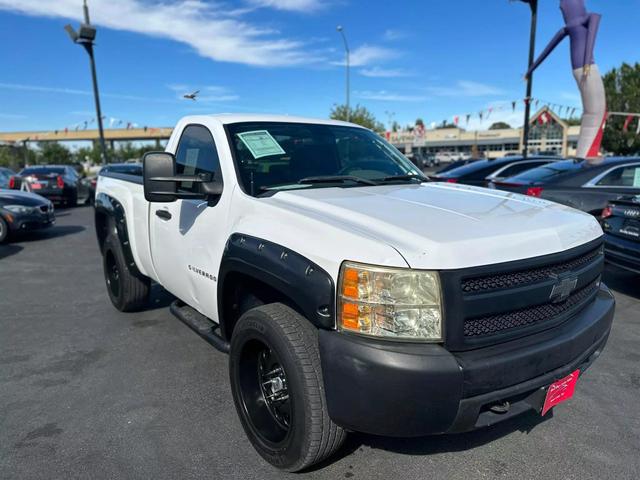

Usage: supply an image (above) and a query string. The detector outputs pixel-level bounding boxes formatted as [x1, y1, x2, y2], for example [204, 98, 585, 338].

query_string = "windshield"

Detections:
[20, 167, 66, 176]
[506, 160, 584, 184]
[226, 122, 422, 196]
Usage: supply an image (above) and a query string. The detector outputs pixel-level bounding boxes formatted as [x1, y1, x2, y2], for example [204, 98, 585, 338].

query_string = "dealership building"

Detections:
[390, 107, 581, 159]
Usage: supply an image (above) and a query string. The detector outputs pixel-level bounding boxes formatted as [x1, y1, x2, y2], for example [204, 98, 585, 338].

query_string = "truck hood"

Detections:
[266, 183, 603, 270]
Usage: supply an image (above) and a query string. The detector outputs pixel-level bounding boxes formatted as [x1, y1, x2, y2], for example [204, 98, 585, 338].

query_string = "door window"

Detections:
[175, 125, 223, 193]
[596, 164, 640, 188]
[499, 161, 550, 179]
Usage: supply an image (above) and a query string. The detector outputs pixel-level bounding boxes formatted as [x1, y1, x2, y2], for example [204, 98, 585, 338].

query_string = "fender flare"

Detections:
[217, 233, 336, 335]
[94, 192, 145, 279]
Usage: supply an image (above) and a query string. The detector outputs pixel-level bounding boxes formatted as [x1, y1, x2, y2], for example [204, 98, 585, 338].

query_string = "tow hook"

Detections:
[489, 401, 511, 414]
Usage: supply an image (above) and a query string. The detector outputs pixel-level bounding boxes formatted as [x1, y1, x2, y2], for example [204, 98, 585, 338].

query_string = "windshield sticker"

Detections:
[237, 130, 285, 159]
[634, 167, 640, 187]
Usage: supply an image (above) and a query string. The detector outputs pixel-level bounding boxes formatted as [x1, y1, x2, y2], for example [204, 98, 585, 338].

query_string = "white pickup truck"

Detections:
[95, 114, 615, 471]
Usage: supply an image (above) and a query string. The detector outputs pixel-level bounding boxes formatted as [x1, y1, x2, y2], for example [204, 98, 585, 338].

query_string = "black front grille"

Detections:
[464, 279, 600, 337]
[461, 246, 602, 294]
[440, 238, 605, 350]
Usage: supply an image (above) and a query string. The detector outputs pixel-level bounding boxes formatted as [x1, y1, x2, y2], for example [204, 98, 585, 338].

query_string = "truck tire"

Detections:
[0, 216, 9, 244]
[102, 234, 149, 312]
[229, 303, 346, 472]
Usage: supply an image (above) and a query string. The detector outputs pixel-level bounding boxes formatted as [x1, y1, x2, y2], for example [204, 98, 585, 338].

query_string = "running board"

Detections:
[169, 301, 230, 354]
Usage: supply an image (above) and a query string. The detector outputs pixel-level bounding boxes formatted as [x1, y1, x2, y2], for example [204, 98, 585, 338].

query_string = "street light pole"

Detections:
[336, 25, 350, 122]
[520, 0, 538, 159]
[65, 1, 108, 165]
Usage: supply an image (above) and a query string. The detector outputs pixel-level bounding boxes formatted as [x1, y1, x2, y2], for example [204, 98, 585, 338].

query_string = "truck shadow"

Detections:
[147, 283, 176, 311]
[312, 411, 552, 471]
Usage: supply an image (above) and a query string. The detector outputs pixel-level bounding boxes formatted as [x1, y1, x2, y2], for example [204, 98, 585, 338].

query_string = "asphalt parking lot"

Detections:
[1, 205, 639, 480]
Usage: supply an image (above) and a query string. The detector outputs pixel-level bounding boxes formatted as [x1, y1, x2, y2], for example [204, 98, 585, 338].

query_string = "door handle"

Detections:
[155, 210, 172, 220]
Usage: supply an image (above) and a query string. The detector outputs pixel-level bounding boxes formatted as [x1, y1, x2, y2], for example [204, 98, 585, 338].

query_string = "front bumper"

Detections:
[319, 284, 615, 437]
[604, 233, 640, 274]
[5, 211, 55, 232]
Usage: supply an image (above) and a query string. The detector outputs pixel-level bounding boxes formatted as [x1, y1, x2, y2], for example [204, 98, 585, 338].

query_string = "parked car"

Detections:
[601, 195, 640, 273]
[423, 153, 439, 168]
[491, 157, 640, 216]
[405, 152, 439, 169]
[435, 157, 481, 174]
[11, 165, 90, 206]
[88, 163, 142, 204]
[0, 189, 55, 243]
[430, 155, 559, 187]
[435, 151, 470, 164]
[95, 114, 613, 471]
[0, 167, 15, 189]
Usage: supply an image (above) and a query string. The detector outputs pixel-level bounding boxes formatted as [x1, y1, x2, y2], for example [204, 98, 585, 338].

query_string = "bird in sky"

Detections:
[183, 90, 200, 101]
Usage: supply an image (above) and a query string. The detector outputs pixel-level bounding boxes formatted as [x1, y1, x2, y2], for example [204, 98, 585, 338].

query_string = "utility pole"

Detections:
[65, 1, 108, 164]
[519, 0, 538, 159]
[336, 26, 350, 122]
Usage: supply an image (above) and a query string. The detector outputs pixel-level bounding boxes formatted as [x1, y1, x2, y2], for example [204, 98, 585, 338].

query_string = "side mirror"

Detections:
[143, 151, 224, 203]
[143, 152, 178, 203]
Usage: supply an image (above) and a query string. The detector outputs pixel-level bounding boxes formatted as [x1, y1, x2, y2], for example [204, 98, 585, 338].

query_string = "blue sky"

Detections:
[0, 0, 638, 134]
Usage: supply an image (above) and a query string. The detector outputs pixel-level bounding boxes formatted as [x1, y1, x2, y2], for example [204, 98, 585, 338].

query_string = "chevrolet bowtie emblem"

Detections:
[549, 273, 578, 303]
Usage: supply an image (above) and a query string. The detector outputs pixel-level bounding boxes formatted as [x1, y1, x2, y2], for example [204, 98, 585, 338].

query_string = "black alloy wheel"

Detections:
[238, 338, 292, 445]
[105, 250, 121, 299]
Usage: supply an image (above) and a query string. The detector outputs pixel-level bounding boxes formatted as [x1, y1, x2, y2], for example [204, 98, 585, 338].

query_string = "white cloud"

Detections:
[0, 82, 177, 103]
[247, 0, 323, 12]
[0, 0, 319, 67]
[383, 29, 406, 41]
[356, 90, 427, 102]
[427, 80, 506, 97]
[333, 45, 399, 67]
[359, 66, 413, 78]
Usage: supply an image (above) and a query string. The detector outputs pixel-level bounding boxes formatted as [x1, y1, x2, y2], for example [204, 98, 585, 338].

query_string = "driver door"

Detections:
[149, 124, 227, 313]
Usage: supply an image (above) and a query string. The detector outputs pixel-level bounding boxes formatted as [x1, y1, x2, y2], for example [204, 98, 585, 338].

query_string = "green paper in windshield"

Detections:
[237, 130, 286, 159]
[634, 167, 640, 187]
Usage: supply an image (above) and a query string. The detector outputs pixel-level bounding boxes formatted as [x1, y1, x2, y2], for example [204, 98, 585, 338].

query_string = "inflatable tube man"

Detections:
[526, 0, 606, 160]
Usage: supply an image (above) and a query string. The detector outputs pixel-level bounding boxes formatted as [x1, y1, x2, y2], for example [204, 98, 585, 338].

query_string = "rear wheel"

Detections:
[102, 234, 149, 311]
[229, 303, 346, 472]
[0, 216, 9, 244]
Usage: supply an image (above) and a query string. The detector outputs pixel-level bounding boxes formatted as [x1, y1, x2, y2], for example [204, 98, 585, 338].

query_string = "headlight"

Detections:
[3, 205, 35, 214]
[337, 261, 443, 341]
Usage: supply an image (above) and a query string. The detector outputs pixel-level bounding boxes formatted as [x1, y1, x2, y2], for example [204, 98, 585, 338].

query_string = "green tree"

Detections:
[73, 145, 102, 165]
[330, 104, 385, 132]
[603, 62, 640, 155]
[436, 122, 457, 129]
[489, 121, 512, 130]
[0, 145, 36, 170]
[38, 141, 72, 164]
[562, 117, 582, 126]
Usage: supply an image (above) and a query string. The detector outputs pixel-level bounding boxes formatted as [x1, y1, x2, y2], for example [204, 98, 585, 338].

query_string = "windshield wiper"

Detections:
[377, 174, 429, 183]
[297, 175, 379, 186]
